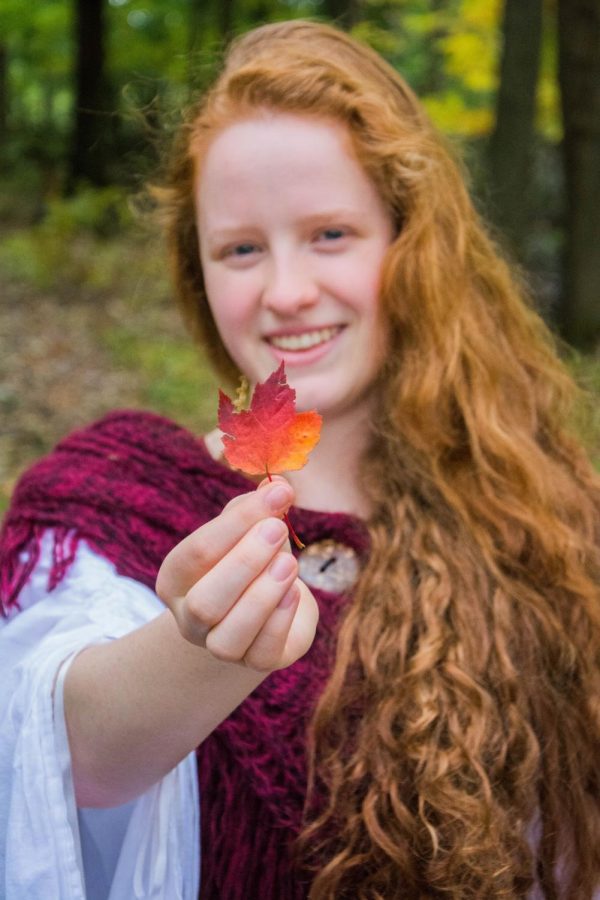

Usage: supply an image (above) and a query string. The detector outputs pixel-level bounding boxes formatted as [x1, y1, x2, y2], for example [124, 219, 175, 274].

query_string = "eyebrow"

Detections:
[205, 209, 361, 243]
[297, 209, 361, 226]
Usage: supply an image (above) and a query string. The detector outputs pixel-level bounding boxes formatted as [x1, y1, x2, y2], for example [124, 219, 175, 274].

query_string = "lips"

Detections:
[265, 325, 343, 351]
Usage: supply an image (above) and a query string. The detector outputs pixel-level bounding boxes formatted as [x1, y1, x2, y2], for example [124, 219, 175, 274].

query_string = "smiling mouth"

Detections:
[266, 326, 342, 351]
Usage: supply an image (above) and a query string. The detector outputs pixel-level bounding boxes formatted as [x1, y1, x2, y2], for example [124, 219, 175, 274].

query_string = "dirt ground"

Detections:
[0, 273, 191, 509]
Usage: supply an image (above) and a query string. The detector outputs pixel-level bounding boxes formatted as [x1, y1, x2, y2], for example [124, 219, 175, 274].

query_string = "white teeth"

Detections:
[268, 327, 340, 351]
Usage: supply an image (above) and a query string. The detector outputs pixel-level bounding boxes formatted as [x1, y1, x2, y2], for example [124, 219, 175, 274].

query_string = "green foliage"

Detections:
[0, 0, 565, 200]
[43, 185, 133, 236]
[349, 0, 502, 138]
[107, 1, 190, 96]
[566, 350, 600, 470]
[0, 187, 133, 290]
[419, 0, 501, 136]
[103, 326, 219, 432]
[537, 7, 561, 141]
[1, 0, 72, 165]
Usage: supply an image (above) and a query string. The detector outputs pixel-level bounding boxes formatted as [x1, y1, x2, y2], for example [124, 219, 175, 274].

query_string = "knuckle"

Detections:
[222, 493, 260, 527]
[178, 618, 203, 646]
[205, 631, 241, 664]
[177, 606, 209, 646]
[243, 648, 277, 673]
[237, 546, 262, 576]
[243, 619, 286, 671]
[221, 494, 246, 512]
[155, 551, 178, 602]
[240, 582, 276, 618]
[155, 572, 170, 604]
[186, 592, 220, 630]
[185, 535, 211, 570]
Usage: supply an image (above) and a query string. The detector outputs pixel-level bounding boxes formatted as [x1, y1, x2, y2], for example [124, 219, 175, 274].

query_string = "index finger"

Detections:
[155, 477, 294, 602]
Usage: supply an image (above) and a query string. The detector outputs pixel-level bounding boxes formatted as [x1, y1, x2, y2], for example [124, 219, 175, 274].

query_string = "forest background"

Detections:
[0, 0, 599, 512]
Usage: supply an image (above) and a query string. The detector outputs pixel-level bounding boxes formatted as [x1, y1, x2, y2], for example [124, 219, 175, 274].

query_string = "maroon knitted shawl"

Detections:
[0, 409, 369, 899]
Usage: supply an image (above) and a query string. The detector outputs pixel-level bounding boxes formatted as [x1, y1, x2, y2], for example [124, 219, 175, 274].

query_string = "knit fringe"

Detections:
[0, 524, 79, 615]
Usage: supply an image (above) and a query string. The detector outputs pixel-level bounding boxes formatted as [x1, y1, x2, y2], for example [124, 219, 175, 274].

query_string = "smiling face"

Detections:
[195, 113, 395, 424]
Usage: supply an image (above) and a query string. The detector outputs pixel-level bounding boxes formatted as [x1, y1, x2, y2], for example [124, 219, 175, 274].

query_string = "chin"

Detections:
[297, 393, 353, 420]
[290, 385, 332, 413]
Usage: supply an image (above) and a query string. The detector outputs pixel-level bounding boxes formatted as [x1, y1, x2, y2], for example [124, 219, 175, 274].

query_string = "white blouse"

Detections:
[0, 532, 200, 900]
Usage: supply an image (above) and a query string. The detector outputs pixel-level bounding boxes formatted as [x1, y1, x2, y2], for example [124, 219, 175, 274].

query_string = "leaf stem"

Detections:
[266, 469, 305, 550]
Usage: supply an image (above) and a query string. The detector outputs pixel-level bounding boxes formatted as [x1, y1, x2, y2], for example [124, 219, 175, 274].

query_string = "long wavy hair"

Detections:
[155, 20, 600, 899]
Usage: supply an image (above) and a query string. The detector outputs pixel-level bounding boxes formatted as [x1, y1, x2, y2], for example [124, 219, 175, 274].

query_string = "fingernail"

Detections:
[259, 518, 287, 544]
[266, 484, 291, 511]
[269, 554, 296, 582]
[277, 583, 300, 610]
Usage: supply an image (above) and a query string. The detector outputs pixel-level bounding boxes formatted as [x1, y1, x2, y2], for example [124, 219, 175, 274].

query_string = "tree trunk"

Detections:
[190, 0, 234, 48]
[487, 0, 543, 255]
[69, 0, 110, 187]
[556, 0, 600, 347]
[0, 44, 7, 144]
[217, 0, 235, 40]
[322, 0, 362, 29]
[421, 0, 447, 96]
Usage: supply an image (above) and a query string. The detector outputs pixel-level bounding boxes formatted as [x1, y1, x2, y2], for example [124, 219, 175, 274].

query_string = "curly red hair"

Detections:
[155, 20, 600, 898]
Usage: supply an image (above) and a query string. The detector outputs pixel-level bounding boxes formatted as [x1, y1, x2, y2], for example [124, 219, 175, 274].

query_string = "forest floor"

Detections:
[0, 225, 219, 512]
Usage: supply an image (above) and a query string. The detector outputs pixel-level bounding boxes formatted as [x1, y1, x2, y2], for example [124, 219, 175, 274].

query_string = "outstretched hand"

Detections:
[156, 477, 319, 672]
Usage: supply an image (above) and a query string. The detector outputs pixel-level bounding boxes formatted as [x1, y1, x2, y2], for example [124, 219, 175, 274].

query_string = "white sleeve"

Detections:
[0, 532, 200, 900]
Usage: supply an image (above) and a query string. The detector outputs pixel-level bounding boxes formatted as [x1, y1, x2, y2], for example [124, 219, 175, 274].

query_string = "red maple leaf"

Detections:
[218, 362, 322, 476]
[218, 363, 322, 548]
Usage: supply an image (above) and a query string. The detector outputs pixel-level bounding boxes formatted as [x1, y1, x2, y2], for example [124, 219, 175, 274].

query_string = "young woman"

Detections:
[1, 19, 599, 900]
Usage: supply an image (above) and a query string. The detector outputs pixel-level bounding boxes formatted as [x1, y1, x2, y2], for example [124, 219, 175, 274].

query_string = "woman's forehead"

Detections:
[194, 114, 384, 228]
[195, 113, 362, 188]
[196, 110, 355, 163]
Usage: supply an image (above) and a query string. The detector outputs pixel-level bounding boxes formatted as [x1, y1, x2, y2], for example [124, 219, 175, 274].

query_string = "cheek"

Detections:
[352, 255, 389, 356]
[341, 247, 387, 312]
[204, 271, 253, 332]
[349, 273, 384, 323]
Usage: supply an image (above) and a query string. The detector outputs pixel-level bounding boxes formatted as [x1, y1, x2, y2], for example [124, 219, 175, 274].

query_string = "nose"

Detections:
[261, 252, 319, 315]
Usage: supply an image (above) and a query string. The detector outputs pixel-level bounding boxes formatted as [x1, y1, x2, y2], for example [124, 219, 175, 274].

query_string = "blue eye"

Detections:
[231, 244, 256, 256]
[321, 228, 345, 240]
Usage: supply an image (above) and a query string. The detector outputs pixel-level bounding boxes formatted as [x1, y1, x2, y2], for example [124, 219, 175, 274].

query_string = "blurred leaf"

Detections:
[440, 31, 498, 92]
[423, 90, 494, 135]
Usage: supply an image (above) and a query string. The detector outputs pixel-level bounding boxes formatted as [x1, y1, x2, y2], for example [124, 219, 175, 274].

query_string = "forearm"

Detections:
[64, 609, 265, 808]
[65, 479, 318, 809]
